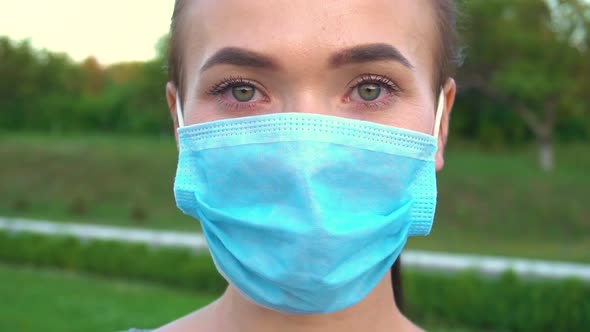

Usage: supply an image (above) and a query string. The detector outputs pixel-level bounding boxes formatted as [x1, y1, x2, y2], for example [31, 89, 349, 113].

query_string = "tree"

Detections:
[81, 56, 105, 95]
[459, 0, 590, 171]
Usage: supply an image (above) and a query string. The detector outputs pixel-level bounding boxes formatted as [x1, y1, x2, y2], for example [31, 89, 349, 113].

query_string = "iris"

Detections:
[232, 85, 255, 101]
[357, 83, 380, 101]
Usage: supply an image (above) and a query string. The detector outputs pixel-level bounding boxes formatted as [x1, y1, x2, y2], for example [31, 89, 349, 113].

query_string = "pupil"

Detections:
[232, 86, 255, 101]
[358, 84, 380, 101]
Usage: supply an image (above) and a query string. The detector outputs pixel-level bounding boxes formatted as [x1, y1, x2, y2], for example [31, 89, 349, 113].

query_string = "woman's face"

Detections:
[167, 0, 455, 169]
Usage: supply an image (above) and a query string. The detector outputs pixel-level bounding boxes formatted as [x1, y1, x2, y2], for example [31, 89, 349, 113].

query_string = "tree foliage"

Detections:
[456, 0, 590, 169]
[0, 2, 588, 162]
[0, 36, 169, 134]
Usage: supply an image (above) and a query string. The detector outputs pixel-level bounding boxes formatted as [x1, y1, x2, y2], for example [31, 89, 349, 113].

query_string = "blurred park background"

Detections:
[1, 0, 589, 331]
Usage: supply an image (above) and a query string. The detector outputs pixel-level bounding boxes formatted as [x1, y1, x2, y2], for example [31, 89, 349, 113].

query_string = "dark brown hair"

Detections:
[168, 0, 462, 104]
[168, 0, 188, 103]
[432, 0, 463, 92]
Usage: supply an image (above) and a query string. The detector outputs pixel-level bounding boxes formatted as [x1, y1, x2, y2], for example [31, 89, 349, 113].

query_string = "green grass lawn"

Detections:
[0, 133, 200, 232]
[0, 264, 487, 332]
[1, 132, 589, 262]
[0, 263, 216, 332]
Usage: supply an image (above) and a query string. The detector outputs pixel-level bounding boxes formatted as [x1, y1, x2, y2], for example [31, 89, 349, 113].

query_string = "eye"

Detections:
[219, 83, 265, 103]
[345, 74, 401, 107]
[206, 76, 269, 109]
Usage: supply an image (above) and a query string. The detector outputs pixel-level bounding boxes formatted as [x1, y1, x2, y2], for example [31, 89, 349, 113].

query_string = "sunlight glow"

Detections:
[0, 0, 171, 64]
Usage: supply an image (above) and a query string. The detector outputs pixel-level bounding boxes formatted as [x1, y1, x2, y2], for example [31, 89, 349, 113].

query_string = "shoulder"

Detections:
[153, 299, 221, 332]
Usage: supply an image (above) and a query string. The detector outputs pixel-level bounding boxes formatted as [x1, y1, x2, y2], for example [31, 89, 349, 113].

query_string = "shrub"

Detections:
[1, 230, 588, 331]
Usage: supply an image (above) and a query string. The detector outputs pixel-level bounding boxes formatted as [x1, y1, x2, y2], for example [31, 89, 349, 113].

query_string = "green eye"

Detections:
[232, 85, 255, 102]
[357, 83, 381, 101]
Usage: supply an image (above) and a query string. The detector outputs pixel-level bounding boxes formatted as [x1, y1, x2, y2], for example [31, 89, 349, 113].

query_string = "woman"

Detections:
[135, 0, 460, 331]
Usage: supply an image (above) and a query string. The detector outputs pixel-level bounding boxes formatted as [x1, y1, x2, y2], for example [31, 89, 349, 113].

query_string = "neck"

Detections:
[216, 271, 420, 332]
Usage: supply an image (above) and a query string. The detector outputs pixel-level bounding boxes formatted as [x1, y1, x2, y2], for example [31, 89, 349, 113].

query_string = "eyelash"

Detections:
[205, 74, 401, 110]
[206, 76, 251, 95]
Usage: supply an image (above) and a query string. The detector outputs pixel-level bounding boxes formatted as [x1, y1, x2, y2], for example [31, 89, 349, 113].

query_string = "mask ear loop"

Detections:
[433, 89, 445, 139]
[176, 93, 185, 128]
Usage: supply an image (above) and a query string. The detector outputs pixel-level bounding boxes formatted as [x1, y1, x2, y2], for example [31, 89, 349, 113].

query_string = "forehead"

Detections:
[181, 0, 436, 75]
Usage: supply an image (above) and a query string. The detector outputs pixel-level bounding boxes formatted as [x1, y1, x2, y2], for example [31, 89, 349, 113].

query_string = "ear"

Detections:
[435, 78, 456, 172]
[166, 81, 180, 150]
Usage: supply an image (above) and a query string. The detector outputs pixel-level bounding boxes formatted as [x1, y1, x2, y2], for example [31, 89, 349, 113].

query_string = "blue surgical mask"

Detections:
[174, 91, 445, 314]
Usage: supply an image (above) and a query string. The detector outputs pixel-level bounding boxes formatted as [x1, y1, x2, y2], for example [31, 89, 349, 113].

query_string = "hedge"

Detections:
[404, 269, 590, 331]
[1, 230, 588, 331]
[0, 230, 227, 294]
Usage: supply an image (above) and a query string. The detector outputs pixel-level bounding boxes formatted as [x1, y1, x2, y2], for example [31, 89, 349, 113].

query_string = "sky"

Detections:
[0, 0, 172, 64]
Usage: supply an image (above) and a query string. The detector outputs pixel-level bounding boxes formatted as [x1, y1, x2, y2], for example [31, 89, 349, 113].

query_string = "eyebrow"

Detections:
[329, 43, 414, 69]
[199, 43, 413, 73]
[200, 47, 280, 72]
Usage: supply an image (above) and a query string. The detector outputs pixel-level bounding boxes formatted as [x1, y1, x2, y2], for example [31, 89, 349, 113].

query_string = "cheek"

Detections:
[409, 104, 436, 135]
[180, 77, 226, 125]
[182, 99, 227, 125]
[360, 100, 435, 135]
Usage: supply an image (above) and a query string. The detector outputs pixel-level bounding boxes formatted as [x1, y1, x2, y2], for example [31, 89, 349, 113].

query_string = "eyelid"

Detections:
[206, 76, 270, 98]
[347, 74, 401, 93]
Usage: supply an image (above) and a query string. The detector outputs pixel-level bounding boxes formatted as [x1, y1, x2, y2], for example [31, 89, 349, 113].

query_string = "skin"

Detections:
[161, 0, 456, 331]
